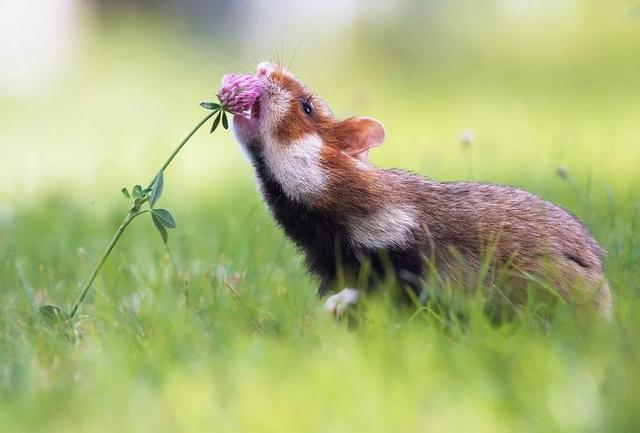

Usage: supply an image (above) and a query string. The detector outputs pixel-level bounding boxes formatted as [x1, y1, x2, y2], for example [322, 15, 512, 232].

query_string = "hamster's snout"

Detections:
[257, 61, 275, 77]
[256, 61, 292, 81]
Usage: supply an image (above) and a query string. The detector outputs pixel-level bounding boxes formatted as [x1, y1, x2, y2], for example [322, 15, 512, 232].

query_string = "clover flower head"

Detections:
[217, 74, 264, 115]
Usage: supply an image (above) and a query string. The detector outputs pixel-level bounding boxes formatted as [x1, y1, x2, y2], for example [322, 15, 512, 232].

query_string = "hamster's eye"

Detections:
[301, 98, 314, 116]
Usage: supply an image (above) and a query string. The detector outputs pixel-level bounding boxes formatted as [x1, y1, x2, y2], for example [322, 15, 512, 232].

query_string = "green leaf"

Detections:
[210, 111, 221, 134]
[200, 102, 221, 111]
[222, 111, 228, 130]
[150, 172, 164, 207]
[151, 208, 176, 229]
[151, 213, 168, 243]
[134, 196, 148, 208]
[121, 187, 130, 199]
[39, 304, 70, 327]
[132, 184, 143, 199]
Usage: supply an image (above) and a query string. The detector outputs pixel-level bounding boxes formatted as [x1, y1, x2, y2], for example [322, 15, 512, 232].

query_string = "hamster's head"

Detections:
[232, 61, 385, 164]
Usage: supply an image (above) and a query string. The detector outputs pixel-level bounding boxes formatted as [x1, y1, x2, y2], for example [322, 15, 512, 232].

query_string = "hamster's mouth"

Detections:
[250, 99, 261, 120]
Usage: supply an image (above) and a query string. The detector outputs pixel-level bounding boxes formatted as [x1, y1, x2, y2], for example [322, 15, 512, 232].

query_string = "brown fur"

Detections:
[326, 162, 612, 316]
[237, 63, 613, 318]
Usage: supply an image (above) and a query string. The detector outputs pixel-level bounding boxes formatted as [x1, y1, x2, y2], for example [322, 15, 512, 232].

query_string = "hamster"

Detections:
[232, 61, 612, 319]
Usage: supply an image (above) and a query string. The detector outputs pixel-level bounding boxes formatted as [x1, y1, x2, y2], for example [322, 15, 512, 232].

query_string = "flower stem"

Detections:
[147, 110, 218, 187]
[69, 111, 217, 318]
[69, 209, 138, 318]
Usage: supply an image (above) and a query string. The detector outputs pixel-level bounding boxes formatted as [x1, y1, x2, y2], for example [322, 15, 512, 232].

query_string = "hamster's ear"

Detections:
[339, 117, 385, 162]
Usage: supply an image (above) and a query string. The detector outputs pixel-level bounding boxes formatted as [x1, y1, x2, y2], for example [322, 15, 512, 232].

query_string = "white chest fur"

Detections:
[262, 133, 327, 202]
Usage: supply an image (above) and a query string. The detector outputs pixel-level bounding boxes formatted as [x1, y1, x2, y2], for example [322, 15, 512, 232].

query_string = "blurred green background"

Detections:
[2, 0, 639, 202]
[1, 1, 640, 432]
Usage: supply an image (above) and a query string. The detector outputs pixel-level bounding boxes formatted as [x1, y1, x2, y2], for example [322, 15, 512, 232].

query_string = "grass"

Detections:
[1, 9, 640, 432]
[2, 189, 639, 432]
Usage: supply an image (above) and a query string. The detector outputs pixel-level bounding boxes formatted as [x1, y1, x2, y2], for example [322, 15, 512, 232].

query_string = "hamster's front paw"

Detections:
[324, 288, 359, 319]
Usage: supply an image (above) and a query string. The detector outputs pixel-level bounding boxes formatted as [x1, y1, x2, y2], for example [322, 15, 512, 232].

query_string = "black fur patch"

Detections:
[251, 151, 425, 296]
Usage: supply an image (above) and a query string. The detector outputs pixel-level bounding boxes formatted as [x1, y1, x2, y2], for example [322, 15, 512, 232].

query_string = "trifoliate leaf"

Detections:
[151, 208, 176, 229]
[149, 172, 164, 207]
[200, 102, 221, 111]
[222, 112, 228, 130]
[39, 304, 70, 327]
[210, 111, 221, 134]
[151, 213, 168, 243]
[132, 185, 143, 199]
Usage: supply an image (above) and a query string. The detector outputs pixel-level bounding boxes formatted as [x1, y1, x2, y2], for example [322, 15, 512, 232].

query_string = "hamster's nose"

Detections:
[257, 61, 275, 77]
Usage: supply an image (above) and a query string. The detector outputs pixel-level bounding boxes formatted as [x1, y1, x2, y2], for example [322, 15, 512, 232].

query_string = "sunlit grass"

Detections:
[1, 192, 639, 432]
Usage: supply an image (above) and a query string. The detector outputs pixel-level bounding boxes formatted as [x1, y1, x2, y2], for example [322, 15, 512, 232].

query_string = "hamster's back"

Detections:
[383, 169, 611, 315]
